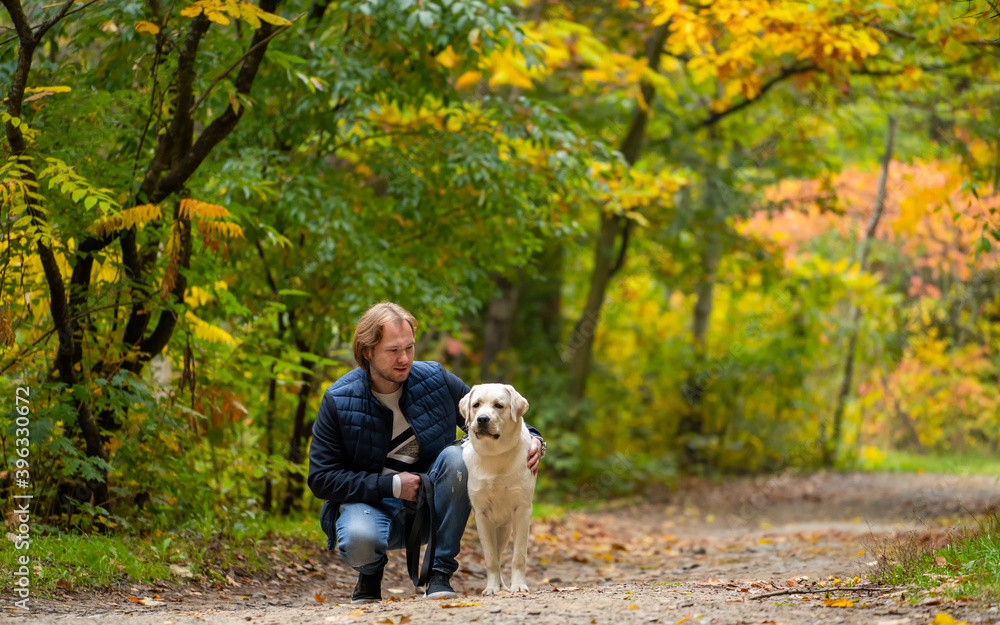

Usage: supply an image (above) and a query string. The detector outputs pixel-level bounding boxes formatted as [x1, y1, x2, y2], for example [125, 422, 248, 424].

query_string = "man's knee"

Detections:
[337, 524, 386, 568]
[436, 445, 466, 472]
[336, 510, 387, 568]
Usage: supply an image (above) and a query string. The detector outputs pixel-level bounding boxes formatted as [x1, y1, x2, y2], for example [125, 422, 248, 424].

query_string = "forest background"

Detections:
[2, 0, 1000, 542]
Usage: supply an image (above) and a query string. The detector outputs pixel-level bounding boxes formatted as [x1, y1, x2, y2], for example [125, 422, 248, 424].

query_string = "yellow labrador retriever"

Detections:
[459, 384, 536, 595]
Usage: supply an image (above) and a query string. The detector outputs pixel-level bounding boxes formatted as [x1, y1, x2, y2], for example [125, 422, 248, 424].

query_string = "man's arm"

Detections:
[307, 392, 394, 503]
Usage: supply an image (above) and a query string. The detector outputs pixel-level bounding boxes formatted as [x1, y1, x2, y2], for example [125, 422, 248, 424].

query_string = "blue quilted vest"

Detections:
[308, 361, 469, 538]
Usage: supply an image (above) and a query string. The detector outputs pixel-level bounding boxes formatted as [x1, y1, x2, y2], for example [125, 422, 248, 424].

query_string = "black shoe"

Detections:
[351, 568, 383, 605]
[424, 571, 458, 600]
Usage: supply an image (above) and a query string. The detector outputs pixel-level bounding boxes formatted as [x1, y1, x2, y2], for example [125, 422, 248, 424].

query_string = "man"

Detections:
[308, 302, 545, 604]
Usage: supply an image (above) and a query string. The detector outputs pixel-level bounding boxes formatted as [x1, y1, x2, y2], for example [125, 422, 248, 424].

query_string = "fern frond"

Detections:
[197, 220, 244, 239]
[91, 203, 162, 236]
[180, 199, 231, 220]
[185, 311, 236, 346]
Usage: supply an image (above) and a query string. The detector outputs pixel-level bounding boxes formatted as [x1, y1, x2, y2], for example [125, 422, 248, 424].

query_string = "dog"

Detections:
[459, 383, 536, 596]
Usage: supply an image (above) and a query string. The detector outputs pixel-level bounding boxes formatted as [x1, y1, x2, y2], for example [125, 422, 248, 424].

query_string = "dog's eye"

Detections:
[472, 402, 480, 408]
[494, 403, 503, 409]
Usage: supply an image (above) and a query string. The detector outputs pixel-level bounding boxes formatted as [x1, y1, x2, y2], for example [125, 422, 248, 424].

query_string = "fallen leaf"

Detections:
[823, 598, 854, 608]
[935, 556, 948, 567]
[387, 588, 405, 594]
[629, 605, 638, 609]
[314, 592, 325, 603]
[170, 564, 194, 578]
[137, 597, 166, 606]
[440, 602, 482, 608]
[699, 578, 725, 586]
[931, 615, 973, 625]
[55, 580, 73, 591]
[677, 618, 690, 624]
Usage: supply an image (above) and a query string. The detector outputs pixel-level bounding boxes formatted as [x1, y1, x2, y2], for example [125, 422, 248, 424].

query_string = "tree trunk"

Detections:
[263, 371, 277, 513]
[676, 174, 723, 467]
[480, 271, 522, 382]
[823, 115, 896, 467]
[282, 358, 316, 515]
[565, 22, 671, 403]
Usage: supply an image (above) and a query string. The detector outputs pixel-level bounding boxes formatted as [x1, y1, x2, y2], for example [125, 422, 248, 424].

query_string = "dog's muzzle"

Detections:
[474, 415, 500, 439]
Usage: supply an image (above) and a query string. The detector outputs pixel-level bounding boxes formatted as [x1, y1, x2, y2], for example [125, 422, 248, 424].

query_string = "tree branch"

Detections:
[188, 12, 303, 117]
[694, 64, 818, 130]
[154, 0, 286, 200]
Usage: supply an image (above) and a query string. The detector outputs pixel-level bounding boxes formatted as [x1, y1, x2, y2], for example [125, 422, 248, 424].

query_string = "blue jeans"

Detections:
[321, 445, 471, 576]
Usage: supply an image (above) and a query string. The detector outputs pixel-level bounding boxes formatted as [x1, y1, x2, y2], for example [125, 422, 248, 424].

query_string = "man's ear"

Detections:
[504, 385, 529, 420]
[459, 389, 474, 427]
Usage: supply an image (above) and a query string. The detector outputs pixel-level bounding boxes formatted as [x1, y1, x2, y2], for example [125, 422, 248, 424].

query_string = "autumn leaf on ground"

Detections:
[699, 577, 725, 586]
[314, 592, 325, 603]
[440, 602, 482, 608]
[931, 614, 972, 625]
[823, 598, 854, 607]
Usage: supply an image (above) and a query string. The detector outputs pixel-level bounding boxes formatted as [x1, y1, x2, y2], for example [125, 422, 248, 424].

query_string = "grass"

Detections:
[871, 512, 1000, 602]
[866, 450, 1000, 476]
[0, 513, 328, 597]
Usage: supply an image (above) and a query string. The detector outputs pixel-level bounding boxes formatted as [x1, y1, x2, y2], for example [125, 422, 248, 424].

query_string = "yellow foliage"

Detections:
[179, 198, 231, 220]
[185, 311, 236, 346]
[186, 286, 215, 308]
[180, 0, 289, 27]
[24, 86, 72, 93]
[197, 221, 244, 239]
[91, 203, 162, 236]
[135, 20, 160, 34]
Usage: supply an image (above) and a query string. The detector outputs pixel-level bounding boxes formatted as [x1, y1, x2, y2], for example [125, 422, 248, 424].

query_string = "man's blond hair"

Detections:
[352, 302, 418, 371]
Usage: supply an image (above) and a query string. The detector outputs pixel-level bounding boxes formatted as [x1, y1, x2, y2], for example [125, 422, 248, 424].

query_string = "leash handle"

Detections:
[405, 473, 436, 587]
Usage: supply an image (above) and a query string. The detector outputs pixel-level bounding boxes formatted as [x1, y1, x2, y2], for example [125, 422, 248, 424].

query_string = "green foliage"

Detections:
[872, 514, 1000, 601]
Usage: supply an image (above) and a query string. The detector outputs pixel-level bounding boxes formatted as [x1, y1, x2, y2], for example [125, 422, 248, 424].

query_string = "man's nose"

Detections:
[476, 415, 490, 426]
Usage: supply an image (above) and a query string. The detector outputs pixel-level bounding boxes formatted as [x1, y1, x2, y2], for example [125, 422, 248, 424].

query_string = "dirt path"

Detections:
[10, 472, 1000, 625]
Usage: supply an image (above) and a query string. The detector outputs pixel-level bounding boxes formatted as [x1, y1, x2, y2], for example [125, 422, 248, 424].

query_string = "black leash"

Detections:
[404, 473, 436, 587]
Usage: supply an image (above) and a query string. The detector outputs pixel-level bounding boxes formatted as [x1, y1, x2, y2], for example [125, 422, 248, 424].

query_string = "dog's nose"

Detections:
[476, 415, 490, 426]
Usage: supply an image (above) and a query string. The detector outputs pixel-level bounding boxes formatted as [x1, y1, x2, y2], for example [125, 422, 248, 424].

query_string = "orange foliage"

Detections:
[739, 160, 1000, 295]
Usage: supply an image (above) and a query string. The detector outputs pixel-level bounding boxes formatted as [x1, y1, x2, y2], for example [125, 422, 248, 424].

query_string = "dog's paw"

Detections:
[482, 586, 502, 597]
[509, 583, 530, 593]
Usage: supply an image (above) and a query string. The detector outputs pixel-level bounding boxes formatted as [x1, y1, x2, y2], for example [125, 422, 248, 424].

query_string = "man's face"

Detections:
[367, 320, 414, 393]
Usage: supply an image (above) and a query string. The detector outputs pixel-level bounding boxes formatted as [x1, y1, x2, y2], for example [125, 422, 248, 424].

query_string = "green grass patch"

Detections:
[0, 513, 328, 597]
[871, 513, 1000, 601]
[866, 450, 1000, 476]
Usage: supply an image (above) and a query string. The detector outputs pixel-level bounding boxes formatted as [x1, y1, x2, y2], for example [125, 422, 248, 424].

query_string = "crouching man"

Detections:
[307, 302, 544, 604]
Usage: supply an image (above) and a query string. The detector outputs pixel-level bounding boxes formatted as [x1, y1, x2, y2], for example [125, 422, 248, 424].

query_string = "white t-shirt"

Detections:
[372, 387, 420, 497]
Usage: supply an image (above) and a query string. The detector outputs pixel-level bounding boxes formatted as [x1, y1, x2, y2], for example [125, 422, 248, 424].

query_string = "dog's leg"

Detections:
[476, 512, 504, 596]
[509, 505, 532, 593]
[495, 524, 512, 592]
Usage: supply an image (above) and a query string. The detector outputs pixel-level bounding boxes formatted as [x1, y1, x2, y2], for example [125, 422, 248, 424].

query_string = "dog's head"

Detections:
[459, 383, 529, 441]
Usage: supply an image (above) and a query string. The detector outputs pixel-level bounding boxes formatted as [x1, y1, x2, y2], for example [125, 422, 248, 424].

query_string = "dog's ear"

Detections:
[504, 385, 529, 420]
[459, 388, 474, 427]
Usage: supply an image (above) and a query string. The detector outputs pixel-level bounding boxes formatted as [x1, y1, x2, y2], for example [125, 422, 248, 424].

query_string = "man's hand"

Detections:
[397, 472, 421, 501]
[527, 437, 543, 476]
